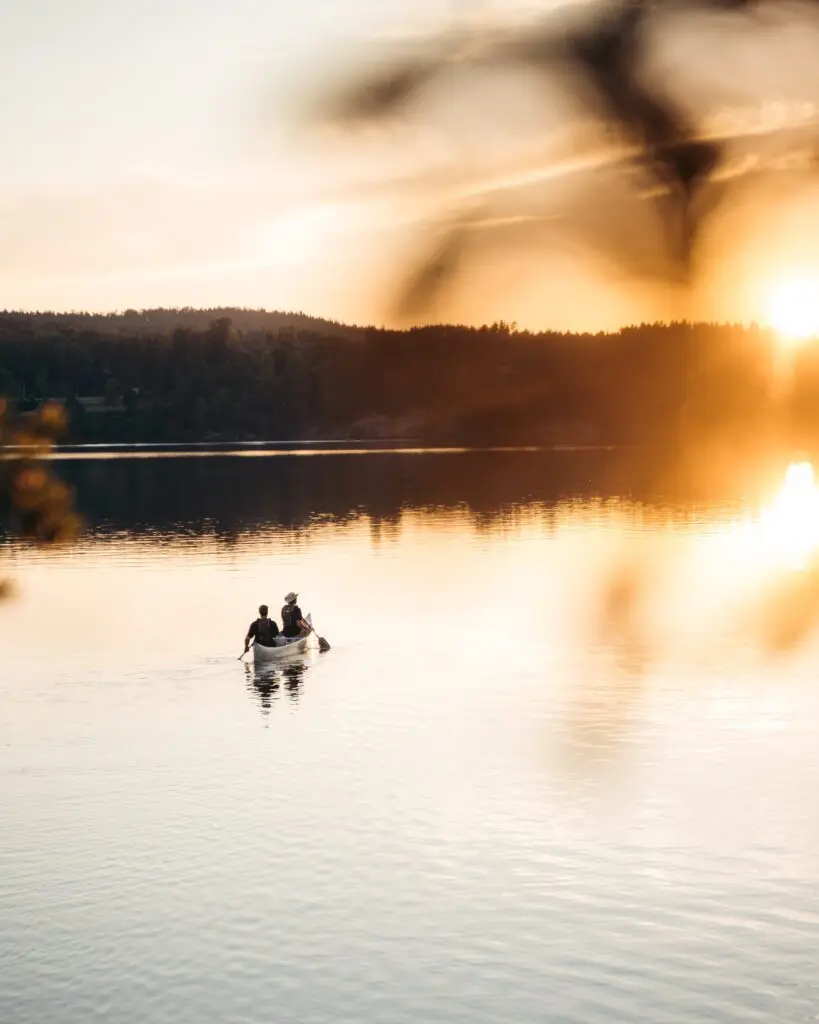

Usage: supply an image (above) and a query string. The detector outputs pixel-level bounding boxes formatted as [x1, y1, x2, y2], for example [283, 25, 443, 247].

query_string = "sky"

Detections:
[3, 0, 819, 331]
[0, 0, 418, 319]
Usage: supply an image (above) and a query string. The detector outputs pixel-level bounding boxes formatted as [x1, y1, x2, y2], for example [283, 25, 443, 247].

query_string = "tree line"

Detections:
[0, 309, 814, 452]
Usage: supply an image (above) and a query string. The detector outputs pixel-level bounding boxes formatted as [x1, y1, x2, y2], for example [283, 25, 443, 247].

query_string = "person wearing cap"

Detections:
[281, 591, 310, 638]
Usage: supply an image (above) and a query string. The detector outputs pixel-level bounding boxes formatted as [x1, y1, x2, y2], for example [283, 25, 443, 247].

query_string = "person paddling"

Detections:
[281, 591, 310, 638]
[241, 604, 279, 657]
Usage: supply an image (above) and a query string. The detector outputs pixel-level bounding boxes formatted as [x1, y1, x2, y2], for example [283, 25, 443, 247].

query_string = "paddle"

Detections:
[303, 611, 330, 652]
[309, 626, 331, 653]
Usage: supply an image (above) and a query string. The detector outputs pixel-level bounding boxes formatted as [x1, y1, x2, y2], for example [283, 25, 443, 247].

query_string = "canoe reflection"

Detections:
[244, 661, 307, 714]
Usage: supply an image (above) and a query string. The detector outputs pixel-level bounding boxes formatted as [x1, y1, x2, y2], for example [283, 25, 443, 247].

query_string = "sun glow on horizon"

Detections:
[766, 275, 819, 345]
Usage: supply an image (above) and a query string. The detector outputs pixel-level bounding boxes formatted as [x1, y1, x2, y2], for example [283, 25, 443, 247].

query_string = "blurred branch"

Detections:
[314, 0, 819, 314]
[0, 399, 81, 599]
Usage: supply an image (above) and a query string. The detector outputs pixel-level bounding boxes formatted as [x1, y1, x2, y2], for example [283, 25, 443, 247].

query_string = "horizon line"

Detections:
[0, 306, 777, 337]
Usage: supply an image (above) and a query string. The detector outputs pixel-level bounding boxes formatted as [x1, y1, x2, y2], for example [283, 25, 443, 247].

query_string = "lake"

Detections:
[2, 448, 819, 1024]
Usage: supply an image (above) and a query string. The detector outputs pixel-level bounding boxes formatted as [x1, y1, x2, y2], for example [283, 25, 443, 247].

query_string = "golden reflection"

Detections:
[715, 460, 819, 657]
[756, 461, 819, 571]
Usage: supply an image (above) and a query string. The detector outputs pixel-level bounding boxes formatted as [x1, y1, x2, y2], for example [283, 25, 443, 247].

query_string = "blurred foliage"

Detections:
[317, 0, 819, 316]
[0, 398, 81, 600]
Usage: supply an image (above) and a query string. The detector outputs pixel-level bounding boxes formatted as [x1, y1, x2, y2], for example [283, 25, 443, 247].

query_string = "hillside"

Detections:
[0, 307, 365, 340]
[0, 311, 813, 478]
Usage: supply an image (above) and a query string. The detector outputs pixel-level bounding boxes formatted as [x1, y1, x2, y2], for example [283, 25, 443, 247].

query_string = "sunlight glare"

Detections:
[757, 461, 819, 569]
[766, 276, 819, 344]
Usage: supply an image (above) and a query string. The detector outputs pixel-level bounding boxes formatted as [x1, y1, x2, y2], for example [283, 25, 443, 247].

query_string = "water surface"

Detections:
[2, 450, 819, 1024]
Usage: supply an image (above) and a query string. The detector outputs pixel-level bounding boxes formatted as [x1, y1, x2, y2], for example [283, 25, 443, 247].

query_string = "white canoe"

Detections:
[252, 614, 312, 664]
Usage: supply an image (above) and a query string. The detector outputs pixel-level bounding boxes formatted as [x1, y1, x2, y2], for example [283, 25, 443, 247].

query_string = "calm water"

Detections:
[2, 450, 819, 1024]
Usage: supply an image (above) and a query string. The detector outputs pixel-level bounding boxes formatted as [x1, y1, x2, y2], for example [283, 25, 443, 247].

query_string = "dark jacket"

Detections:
[248, 617, 279, 647]
[281, 603, 304, 638]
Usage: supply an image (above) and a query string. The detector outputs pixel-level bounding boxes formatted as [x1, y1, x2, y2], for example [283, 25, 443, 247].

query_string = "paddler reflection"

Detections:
[244, 662, 307, 715]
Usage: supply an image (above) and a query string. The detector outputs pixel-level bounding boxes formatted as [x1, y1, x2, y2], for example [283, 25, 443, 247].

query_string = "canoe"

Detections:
[252, 614, 312, 664]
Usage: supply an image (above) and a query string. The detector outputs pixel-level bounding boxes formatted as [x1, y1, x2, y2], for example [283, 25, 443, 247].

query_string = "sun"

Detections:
[766, 275, 819, 344]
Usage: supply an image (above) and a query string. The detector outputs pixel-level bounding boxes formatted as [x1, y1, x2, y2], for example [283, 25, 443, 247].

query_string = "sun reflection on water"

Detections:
[757, 461, 819, 570]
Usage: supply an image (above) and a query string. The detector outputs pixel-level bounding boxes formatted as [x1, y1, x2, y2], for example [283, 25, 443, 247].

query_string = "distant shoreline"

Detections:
[4, 441, 629, 459]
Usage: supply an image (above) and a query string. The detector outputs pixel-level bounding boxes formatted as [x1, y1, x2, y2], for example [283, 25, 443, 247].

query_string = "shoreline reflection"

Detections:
[27, 448, 783, 544]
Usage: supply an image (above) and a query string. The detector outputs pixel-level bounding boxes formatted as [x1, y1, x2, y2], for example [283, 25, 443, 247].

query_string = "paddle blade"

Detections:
[318, 636, 331, 653]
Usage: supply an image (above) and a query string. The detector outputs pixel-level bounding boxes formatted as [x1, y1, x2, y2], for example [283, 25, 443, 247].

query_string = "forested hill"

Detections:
[0, 310, 814, 456]
[0, 308, 364, 340]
